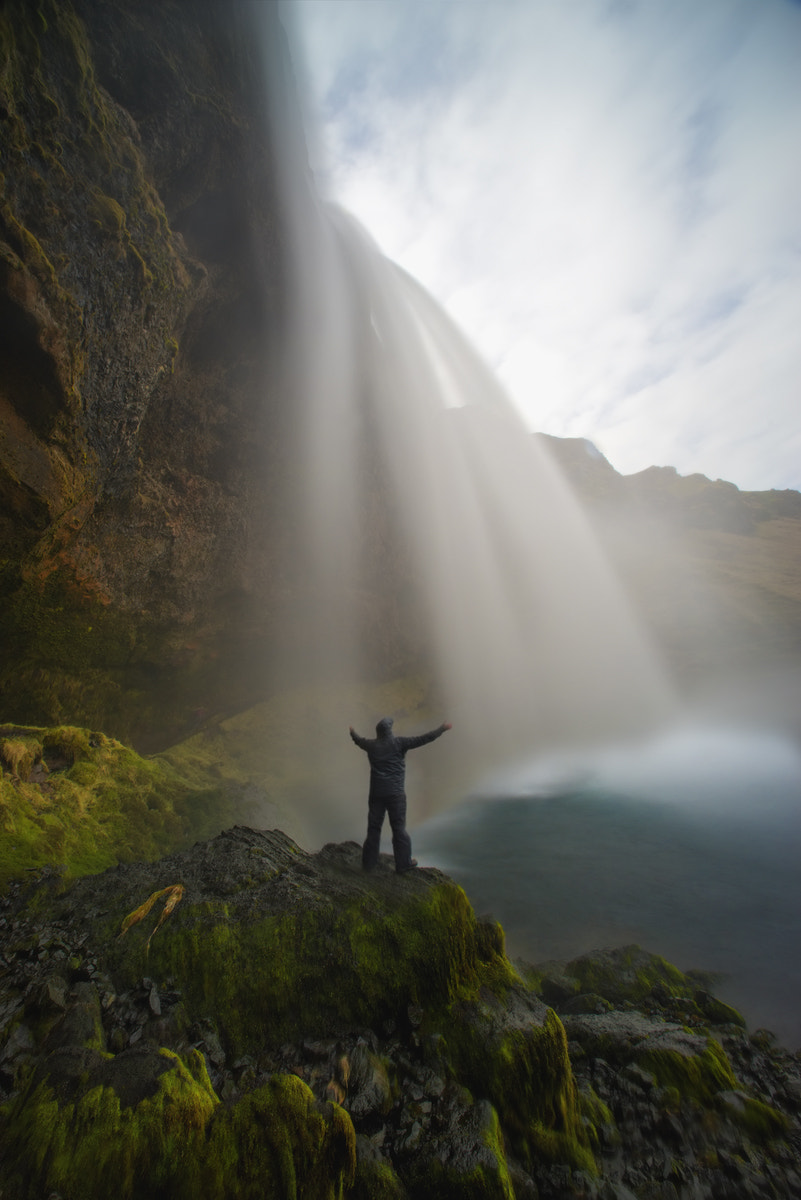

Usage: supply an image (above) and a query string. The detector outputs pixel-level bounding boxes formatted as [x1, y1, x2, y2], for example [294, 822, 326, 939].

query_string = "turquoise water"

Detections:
[415, 725, 801, 1047]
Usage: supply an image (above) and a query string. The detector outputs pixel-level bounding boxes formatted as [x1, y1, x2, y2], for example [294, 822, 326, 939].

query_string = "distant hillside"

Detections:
[540, 435, 801, 731]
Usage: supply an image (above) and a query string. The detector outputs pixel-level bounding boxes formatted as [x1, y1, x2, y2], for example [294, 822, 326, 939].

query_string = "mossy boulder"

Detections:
[555, 944, 694, 1006]
[2, 827, 799, 1197]
[2, 1045, 356, 1200]
[0, 826, 585, 1199]
[444, 986, 592, 1173]
[401, 1098, 516, 1200]
[537, 943, 747, 1031]
[66, 831, 555, 1058]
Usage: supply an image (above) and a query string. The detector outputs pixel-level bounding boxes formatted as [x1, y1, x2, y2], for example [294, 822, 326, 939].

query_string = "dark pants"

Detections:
[362, 792, 413, 872]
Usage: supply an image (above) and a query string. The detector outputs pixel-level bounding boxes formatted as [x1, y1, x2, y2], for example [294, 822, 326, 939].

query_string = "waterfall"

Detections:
[256, 7, 675, 826]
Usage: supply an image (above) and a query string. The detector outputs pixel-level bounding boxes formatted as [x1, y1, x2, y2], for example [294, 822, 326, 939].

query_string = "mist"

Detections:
[247, 2, 801, 815]
[262, 19, 677, 815]
[244, 6, 801, 1041]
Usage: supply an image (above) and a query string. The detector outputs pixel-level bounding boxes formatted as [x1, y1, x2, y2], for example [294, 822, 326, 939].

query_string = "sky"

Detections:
[282, 0, 801, 493]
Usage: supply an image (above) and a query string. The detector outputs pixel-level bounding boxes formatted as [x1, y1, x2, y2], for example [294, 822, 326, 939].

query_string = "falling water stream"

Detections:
[277, 197, 675, 815]
[255, 7, 801, 1045]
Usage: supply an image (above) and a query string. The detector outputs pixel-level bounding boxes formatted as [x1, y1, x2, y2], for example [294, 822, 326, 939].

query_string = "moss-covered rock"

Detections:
[186, 1075, 357, 1200]
[402, 1098, 515, 1199]
[536, 943, 747, 1032]
[560, 1001, 799, 1195]
[445, 987, 592, 1173]
[716, 1089, 790, 1142]
[2, 825, 800, 1198]
[2, 1048, 356, 1200]
[0, 722, 240, 888]
[557, 944, 691, 1006]
[94, 834, 524, 1053]
[351, 1152, 407, 1200]
[636, 1036, 737, 1104]
[0, 827, 589, 1198]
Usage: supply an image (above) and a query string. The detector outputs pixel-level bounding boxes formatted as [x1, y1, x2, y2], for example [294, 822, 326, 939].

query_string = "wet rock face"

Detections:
[1, 830, 800, 1199]
[530, 946, 801, 1200]
[0, 0, 291, 744]
[0, 827, 581, 1199]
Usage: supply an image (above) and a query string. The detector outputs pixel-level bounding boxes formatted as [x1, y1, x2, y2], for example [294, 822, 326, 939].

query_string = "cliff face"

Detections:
[0, 0, 292, 746]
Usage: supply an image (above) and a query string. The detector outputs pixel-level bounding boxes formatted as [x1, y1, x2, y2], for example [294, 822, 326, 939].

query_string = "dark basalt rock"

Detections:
[0, 828, 799, 1198]
[0, 827, 583, 1198]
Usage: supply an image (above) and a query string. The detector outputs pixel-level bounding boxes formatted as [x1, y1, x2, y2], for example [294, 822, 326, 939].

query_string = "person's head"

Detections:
[375, 717, 394, 738]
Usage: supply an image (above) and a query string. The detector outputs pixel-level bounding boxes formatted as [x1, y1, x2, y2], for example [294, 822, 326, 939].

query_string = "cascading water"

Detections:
[260, 9, 674, 825]
[251, 7, 801, 1043]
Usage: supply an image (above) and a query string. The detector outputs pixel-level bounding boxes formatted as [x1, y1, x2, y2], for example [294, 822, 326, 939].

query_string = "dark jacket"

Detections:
[350, 717, 448, 799]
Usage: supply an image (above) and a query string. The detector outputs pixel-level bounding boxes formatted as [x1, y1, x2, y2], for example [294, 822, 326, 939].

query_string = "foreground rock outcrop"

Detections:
[1, 826, 799, 1199]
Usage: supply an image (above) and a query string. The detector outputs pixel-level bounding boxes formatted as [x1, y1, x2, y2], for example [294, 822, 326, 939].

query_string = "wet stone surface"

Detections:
[1, 836, 800, 1198]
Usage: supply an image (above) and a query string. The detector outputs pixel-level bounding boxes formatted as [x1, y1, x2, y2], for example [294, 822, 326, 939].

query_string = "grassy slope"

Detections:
[0, 724, 236, 887]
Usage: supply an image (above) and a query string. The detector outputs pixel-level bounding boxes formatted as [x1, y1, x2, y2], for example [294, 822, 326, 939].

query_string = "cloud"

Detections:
[286, 0, 801, 490]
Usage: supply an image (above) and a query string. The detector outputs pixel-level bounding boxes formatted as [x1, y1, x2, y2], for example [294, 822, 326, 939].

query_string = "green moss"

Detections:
[88, 190, 127, 236]
[403, 1103, 514, 1199]
[528, 1120, 596, 1175]
[188, 1076, 356, 1200]
[112, 882, 485, 1054]
[0, 1054, 355, 1200]
[513, 960, 544, 992]
[565, 945, 689, 1006]
[717, 1092, 789, 1142]
[578, 1087, 613, 1128]
[442, 995, 593, 1174]
[0, 202, 58, 285]
[0, 1048, 216, 1199]
[0, 735, 42, 779]
[351, 1157, 406, 1199]
[479, 1104, 515, 1198]
[577, 1086, 617, 1154]
[694, 992, 747, 1029]
[44, 725, 92, 762]
[0, 723, 235, 887]
[636, 1039, 737, 1106]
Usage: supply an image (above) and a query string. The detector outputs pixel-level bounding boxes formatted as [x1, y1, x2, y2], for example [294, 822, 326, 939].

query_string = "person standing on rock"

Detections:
[349, 717, 452, 874]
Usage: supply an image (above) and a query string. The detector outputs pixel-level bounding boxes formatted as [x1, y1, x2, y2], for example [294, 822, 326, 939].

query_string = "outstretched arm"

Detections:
[349, 726, 369, 750]
[401, 722, 452, 751]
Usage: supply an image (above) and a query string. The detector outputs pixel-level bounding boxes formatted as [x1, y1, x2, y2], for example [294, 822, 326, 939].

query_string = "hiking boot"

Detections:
[396, 859, 418, 874]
